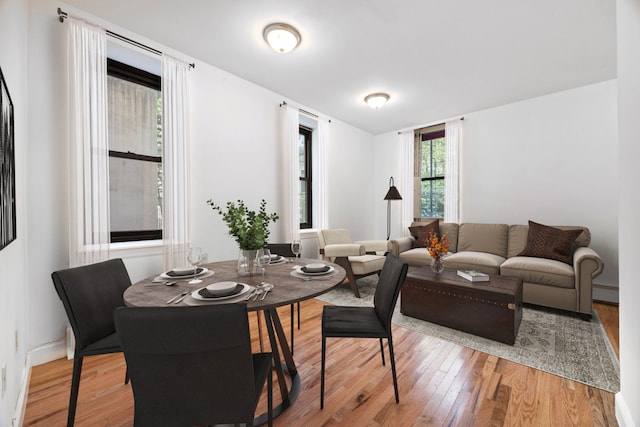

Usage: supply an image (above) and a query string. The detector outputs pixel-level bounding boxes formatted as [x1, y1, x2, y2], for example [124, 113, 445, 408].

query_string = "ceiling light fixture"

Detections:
[263, 23, 301, 54]
[364, 92, 390, 109]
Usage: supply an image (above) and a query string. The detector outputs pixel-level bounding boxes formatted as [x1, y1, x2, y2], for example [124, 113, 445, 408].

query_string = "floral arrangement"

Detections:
[426, 232, 449, 259]
[207, 199, 279, 250]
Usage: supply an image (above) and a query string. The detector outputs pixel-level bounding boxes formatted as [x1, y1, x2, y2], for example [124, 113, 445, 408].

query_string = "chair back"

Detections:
[114, 304, 258, 426]
[266, 243, 296, 257]
[373, 254, 408, 331]
[318, 229, 352, 249]
[51, 258, 131, 354]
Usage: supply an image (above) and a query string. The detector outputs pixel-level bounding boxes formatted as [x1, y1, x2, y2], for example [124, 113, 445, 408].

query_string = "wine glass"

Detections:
[291, 240, 301, 259]
[187, 247, 204, 284]
[256, 248, 271, 276]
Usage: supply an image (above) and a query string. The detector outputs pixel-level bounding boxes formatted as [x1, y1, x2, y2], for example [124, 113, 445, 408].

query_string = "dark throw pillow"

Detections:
[409, 219, 439, 248]
[518, 220, 583, 264]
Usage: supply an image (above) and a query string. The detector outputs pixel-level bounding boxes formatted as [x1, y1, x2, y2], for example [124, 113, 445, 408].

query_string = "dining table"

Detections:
[122, 257, 346, 425]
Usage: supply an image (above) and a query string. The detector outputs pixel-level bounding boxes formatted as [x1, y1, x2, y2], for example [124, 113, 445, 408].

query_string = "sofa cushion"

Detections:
[501, 256, 575, 289]
[457, 223, 509, 257]
[398, 248, 431, 267]
[409, 219, 439, 248]
[517, 221, 582, 264]
[348, 254, 386, 275]
[442, 251, 505, 275]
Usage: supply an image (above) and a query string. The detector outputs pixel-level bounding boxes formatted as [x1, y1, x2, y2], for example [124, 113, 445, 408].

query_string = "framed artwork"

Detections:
[0, 66, 16, 251]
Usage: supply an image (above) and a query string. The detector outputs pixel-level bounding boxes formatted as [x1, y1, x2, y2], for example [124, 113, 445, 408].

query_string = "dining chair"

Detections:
[114, 304, 273, 427]
[265, 242, 301, 352]
[51, 258, 132, 427]
[320, 254, 408, 408]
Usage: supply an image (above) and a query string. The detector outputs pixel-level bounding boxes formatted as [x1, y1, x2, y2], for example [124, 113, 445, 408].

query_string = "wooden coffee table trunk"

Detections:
[400, 268, 523, 345]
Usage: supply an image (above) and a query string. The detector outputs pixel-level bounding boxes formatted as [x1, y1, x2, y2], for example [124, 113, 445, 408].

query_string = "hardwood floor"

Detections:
[24, 300, 619, 426]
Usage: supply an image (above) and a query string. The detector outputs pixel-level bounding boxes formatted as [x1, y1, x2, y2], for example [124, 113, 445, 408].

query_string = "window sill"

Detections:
[110, 240, 163, 257]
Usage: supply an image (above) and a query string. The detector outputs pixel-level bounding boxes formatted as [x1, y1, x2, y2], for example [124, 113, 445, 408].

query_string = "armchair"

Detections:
[318, 229, 389, 297]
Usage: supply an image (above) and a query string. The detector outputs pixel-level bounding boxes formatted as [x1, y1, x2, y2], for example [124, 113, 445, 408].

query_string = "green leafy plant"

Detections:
[206, 199, 279, 250]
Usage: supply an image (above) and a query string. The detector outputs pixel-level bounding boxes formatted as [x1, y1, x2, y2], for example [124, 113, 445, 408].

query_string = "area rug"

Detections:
[316, 276, 620, 393]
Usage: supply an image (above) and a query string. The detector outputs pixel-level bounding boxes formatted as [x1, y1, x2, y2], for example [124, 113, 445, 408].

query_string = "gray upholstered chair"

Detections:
[318, 228, 389, 297]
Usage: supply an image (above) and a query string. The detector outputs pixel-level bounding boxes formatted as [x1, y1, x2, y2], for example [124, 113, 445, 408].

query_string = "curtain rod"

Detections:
[280, 101, 331, 123]
[397, 116, 463, 134]
[57, 8, 195, 69]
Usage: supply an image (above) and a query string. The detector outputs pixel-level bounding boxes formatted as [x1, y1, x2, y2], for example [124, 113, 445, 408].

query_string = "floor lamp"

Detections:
[384, 177, 402, 240]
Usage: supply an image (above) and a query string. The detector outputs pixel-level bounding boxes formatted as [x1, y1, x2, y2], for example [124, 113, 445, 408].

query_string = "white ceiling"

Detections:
[61, 0, 617, 135]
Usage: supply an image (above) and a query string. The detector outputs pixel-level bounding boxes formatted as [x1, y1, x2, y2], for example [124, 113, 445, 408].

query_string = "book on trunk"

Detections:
[457, 269, 490, 282]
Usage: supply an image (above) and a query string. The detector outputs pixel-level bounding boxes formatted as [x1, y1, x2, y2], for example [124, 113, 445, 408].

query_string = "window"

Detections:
[107, 59, 163, 242]
[298, 125, 312, 228]
[415, 125, 446, 218]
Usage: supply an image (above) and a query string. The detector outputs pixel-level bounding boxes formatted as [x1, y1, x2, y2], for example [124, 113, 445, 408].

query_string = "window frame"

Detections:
[416, 127, 446, 219]
[107, 58, 163, 243]
[299, 125, 313, 229]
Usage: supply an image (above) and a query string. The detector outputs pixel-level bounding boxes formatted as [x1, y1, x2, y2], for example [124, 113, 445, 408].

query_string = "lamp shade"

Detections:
[384, 177, 402, 200]
[384, 186, 402, 200]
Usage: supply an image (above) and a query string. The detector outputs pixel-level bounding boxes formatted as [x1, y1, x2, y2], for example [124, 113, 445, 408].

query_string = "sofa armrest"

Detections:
[354, 239, 391, 253]
[573, 246, 605, 315]
[388, 236, 414, 256]
[323, 243, 366, 259]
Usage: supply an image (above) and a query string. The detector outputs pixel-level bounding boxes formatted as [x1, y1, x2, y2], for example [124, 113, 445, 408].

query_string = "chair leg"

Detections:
[297, 301, 301, 329]
[67, 356, 83, 427]
[290, 303, 295, 354]
[267, 365, 273, 426]
[124, 367, 129, 384]
[387, 336, 400, 403]
[334, 257, 361, 298]
[379, 338, 386, 366]
[320, 335, 326, 409]
[257, 312, 264, 352]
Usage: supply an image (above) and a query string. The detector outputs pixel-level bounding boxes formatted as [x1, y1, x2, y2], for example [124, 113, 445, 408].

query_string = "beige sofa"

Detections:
[389, 221, 604, 319]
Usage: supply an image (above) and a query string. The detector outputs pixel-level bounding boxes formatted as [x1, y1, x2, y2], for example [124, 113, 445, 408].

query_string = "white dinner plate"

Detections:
[191, 283, 251, 301]
[294, 265, 335, 276]
[160, 267, 209, 279]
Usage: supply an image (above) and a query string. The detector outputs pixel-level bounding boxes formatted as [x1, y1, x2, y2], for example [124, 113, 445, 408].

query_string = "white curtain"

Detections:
[444, 119, 462, 223]
[400, 131, 414, 235]
[281, 105, 300, 242]
[162, 55, 191, 270]
[316, 117, 330, 230]
[68, 17, 110, 267]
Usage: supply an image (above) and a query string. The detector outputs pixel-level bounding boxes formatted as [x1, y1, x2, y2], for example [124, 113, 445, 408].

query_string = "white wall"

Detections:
[24, 0, 375, 373]
[616, 0, 640, 425]
[461, 80, 619, 296]
[375, 80, 619, 301]
[0, 0, 29, 425]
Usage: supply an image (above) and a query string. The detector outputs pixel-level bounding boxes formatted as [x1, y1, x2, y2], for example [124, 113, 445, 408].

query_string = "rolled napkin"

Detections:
[166, 267, 204, 277]
[301, 265, 330, 274]
[198, 284, 244, 298]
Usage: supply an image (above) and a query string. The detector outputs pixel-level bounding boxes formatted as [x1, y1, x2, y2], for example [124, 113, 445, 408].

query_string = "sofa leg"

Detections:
[333, 257, 361, 298]
[577, 312, 592, 321]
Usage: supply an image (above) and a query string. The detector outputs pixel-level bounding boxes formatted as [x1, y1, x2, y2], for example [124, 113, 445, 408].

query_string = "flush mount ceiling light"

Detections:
[263, 23, 301, 54]
[364, 92, 390, 109]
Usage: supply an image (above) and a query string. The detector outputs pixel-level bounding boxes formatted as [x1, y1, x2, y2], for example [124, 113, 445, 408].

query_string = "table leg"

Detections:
[254, 308, 300, 425]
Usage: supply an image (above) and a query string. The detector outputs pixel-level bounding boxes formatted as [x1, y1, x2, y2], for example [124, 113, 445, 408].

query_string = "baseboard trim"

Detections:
[29, 339, 67, 367]
[12, 353, 31, 427]
[616, 392, 636, 427]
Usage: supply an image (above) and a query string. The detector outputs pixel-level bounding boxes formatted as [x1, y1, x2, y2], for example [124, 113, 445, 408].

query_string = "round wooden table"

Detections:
[123, 258, 346, 424]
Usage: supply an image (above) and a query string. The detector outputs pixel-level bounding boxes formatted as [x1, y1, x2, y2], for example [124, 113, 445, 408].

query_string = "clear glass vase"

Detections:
[430, 256, 444, 274]
[237, 249, 259, 276]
